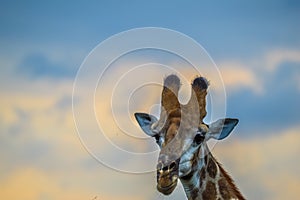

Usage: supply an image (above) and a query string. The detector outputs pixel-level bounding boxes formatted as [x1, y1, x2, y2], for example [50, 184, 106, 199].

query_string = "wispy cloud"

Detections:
[265, 49, 300, 71]
[1, 42, 300, 199]
[218, 61, 262, 94]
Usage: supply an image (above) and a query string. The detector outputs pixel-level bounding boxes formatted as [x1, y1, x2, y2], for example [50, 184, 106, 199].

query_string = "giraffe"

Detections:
[135, 74, 245, 200]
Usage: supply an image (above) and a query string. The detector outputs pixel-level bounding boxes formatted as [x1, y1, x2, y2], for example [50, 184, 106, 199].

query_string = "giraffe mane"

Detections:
[216, 160, 246, 200]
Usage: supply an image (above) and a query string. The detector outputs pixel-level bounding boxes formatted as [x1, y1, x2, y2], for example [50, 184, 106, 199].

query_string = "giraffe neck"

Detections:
[180, 145, 245, 200]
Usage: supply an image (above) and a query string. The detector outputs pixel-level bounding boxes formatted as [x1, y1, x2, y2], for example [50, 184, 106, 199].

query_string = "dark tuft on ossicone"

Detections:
[164, 74, 181, 90]
[192, 77, 209, 90]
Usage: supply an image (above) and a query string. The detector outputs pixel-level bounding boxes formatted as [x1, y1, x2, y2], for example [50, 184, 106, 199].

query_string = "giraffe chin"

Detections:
[157, 180, 178, 195]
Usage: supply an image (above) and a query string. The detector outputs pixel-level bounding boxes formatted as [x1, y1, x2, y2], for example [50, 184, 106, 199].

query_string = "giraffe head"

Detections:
[135, 75, 238, 195]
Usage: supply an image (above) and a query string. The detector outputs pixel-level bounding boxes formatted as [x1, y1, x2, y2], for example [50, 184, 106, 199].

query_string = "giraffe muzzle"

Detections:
[156, 159, 179, 195]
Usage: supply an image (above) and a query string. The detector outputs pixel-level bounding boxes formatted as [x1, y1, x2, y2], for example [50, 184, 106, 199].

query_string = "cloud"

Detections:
[0, 74, 156, 199]
[210, 48, 300, 97]
[265, 49, 300, 71]
[0, 167, 155, 200]
[1, 42, 300, 199]
[0, 168, 91, 200]
[225, 57, 300, 137]
[213, 126, 300, 200]
[217, 61, 263, 94]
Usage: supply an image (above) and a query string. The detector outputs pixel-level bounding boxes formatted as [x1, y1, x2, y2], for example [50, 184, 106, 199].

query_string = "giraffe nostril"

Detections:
[169, 161, 176, 170]
[162, 165, 168, 171]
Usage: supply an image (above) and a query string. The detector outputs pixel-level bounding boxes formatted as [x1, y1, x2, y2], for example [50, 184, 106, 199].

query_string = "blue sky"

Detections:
[1, 1, 300, 199]
[2, 0, 299, 135]
[2, 1, 299, 55]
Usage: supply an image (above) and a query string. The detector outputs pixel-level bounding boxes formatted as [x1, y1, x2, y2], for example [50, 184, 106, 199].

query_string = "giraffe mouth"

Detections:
[157, 178, 178, 195]
[157, 174, 178, 195]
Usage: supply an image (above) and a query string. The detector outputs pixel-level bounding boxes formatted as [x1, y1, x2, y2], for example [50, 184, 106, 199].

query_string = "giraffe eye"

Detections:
[193, 134, 204, 145]
[154, 135, 160, 143]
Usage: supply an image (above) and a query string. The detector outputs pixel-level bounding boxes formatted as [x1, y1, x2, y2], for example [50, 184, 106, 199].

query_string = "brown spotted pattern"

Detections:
[207, 158, 217, 178]
[202, 181, 216, 199]
[181, 148, 245, 200]
[180, 151, 245, 200]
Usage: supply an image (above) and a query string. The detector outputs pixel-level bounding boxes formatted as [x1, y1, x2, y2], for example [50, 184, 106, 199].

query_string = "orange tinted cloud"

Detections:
[1, 52, 300, 200]
[0, 168, 90, 200]
[0, 168, 153, 200]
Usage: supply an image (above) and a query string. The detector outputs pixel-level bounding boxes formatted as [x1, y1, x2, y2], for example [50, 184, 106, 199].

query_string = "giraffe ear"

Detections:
[134, 113, 158, 137]
[207, 118, 239, 140]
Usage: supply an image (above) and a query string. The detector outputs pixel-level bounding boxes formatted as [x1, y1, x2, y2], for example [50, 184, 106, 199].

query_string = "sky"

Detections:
[1, 1, 300, 199]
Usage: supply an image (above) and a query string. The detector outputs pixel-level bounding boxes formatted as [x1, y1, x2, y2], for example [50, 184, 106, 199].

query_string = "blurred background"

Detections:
[1, 1, 299, 199]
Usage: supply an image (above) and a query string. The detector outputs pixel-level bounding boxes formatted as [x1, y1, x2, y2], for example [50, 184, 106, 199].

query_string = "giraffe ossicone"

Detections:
[135, 74, 245, 200]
